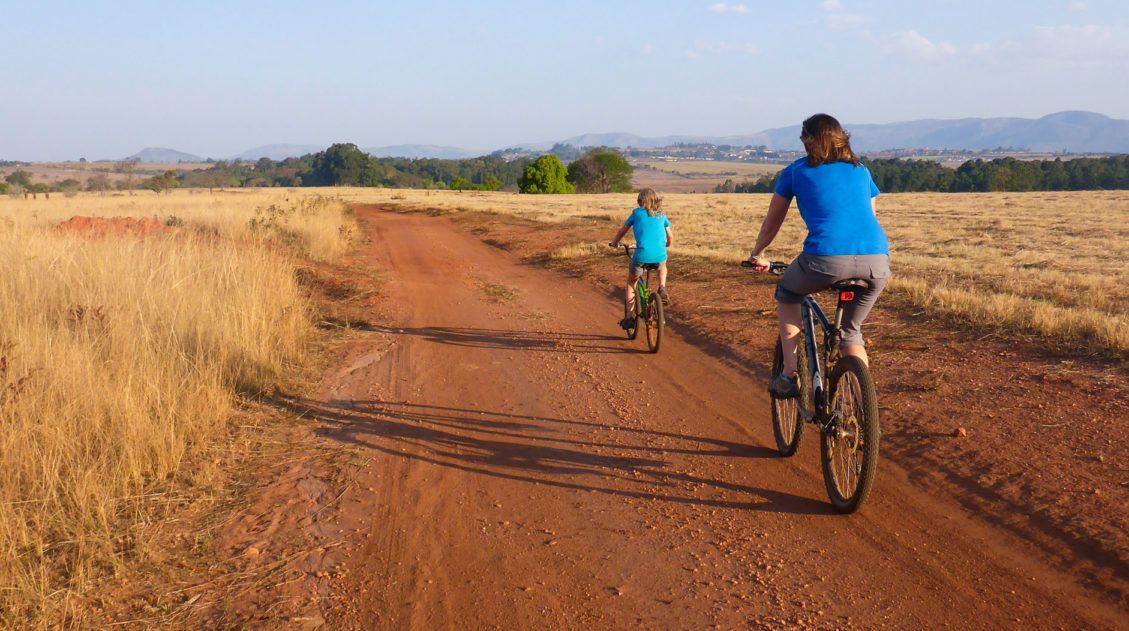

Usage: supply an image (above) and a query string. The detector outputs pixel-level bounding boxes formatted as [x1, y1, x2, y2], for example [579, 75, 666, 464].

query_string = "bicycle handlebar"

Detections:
[740, 260, 789, 275]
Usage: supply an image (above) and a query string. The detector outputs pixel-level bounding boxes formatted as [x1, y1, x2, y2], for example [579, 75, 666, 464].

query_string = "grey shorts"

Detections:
[628, 259, 665, 278]
[775, 253, 890, 347]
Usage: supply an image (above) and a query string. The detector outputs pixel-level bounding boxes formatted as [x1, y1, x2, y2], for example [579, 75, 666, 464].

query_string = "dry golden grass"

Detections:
[2, 188, 355, 262]
[339, 188, 1129, 355]
[0, 189, 355, 624]
[629, 160, 783, 193]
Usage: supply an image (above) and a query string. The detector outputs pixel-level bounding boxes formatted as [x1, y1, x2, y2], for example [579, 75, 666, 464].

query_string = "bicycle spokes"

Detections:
[829, 372, 864, 496]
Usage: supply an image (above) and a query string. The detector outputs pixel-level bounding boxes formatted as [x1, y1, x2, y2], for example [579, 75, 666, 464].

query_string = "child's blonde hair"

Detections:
[637, 188, 663, 217]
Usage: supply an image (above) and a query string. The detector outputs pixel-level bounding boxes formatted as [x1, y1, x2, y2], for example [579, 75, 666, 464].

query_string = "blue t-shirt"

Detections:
[774, 158, 889, 256]
[624, 207, 671, 264]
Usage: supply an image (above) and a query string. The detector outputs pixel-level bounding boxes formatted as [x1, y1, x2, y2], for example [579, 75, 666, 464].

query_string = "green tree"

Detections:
[311, 143, 372, 186]
[145, 170, 179, 194]
[566, 148, 633, 193]
[4, 169, 32, 188]
[483, 175, 503, 191]
[57, 178, 82, 197]
[85, 174, 112, 194]
[519, 154, 574, 194]
[450, 176, 474, 190]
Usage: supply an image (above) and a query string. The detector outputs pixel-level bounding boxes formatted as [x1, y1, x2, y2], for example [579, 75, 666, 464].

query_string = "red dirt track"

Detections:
[228, 206, 1126, 629]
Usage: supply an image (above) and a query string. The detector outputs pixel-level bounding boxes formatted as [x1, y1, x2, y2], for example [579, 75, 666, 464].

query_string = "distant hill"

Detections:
[521, 133, 715, 152]
[524, 111, 1129, 154]
[126, 147, 204, 163]
[118, 111, 1128, 167]
[230, 144, 322, 161]
[364, 144, 478, 159]
[749, 111, 1129, 153]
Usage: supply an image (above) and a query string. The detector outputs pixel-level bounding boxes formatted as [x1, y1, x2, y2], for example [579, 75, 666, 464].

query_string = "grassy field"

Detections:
[339, 188, 1129, 357]
[635, 159, 784, 178]
[0, 189, 355, 623]
[630, 160, 784, 193]
[0, 162, 212, 185]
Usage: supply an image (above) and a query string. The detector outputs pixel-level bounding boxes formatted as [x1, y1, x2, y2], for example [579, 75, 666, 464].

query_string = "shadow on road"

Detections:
[372, 325, 646, 355]
[268, 396, 832, 516]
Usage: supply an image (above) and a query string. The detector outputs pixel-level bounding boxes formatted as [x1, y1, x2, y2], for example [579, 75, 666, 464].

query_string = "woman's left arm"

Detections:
[665, 227, 673, 247]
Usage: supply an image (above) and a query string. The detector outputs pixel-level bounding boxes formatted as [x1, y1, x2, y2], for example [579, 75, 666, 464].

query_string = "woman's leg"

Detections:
[841, 344, 869, 366]
[839, 275, 887, 365]
[778, 302, 802, 375]
[774, 254, 833, 377]
[658, 261, 668, 289]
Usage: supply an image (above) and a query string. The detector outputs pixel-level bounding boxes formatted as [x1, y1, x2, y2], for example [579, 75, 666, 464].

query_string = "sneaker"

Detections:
[619, 317, 637, 330]
[658, 286, 670, 305]
[769, 373, 799, 399]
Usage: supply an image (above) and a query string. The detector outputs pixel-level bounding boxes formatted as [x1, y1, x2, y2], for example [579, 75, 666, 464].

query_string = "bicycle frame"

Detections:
[622, 244, 657, 320]
[634, 271, 655, 318]
[796, 295, 844, 429]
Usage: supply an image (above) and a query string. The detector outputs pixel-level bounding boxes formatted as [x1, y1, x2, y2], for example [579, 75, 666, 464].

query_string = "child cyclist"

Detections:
[609, 188, 673, 330]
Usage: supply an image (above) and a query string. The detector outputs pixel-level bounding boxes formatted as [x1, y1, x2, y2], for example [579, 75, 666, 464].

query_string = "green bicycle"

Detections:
[619, 244, 664, 353]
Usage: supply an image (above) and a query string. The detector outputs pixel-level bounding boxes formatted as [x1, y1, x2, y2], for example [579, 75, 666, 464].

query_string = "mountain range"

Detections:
[122, 111, 1129, 163]
[522, 112, 1129, 154]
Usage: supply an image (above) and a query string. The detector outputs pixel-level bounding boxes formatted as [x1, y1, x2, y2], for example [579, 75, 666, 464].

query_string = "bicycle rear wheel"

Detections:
[645, 293, 663, 353]
[770, 335, 808, 456]
[821, 355, 880, 513]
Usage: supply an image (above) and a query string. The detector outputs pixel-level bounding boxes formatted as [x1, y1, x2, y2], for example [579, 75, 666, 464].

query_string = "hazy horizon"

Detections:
[2, 0, 1127, 161]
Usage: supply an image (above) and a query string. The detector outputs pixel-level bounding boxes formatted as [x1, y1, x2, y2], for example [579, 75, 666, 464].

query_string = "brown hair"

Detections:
[800, 113, 860, 167]
[637, 188, 663, 217]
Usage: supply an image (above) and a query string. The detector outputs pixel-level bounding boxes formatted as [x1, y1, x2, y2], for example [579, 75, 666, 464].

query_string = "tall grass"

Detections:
[2, 188, 356, 262]
[0, 190, 354, 623]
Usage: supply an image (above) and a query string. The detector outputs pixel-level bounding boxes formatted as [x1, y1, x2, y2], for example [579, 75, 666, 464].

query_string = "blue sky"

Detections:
[1, 0, 1126, 160]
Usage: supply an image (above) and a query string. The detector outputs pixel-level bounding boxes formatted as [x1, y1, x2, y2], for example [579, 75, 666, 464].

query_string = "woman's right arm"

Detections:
[747, 193, 791, 270]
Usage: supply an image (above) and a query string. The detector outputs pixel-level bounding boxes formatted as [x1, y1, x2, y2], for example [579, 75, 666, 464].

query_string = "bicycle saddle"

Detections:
[640, 263, 661, 270]
[830, 278, 871, 291]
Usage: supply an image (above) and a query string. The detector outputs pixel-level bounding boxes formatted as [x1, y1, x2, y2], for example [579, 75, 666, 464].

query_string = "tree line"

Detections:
[715, 155, 1129, 194]
[174, 144, 632, 194]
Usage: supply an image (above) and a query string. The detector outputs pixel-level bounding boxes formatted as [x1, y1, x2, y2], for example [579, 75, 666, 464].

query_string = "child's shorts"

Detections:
[628, 259, 666, 278]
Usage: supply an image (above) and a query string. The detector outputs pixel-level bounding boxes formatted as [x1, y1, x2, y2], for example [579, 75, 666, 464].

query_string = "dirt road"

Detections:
[264, 207, 1125, 629]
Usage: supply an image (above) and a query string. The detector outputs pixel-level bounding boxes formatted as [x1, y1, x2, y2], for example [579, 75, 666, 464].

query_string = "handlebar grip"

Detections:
[740, 260, 790, 274]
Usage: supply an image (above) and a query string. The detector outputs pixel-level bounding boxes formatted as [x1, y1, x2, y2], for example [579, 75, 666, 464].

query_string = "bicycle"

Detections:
[742, 259, 880, 513]
[617, 244, 664, 353]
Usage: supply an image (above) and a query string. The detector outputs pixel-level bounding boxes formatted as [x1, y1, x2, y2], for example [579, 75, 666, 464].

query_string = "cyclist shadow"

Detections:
[372, 325, 648, 355]
[273, 396, 833, 515]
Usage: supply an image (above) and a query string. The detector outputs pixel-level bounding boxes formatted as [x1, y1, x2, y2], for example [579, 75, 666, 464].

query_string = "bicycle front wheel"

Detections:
[770, 335, 808, 456]
[644, 293, 663, 353]
[821, 355, 880, 513]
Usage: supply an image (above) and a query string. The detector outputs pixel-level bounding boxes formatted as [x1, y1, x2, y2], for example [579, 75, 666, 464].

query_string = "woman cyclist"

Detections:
[746, 113, 891, 398]
[610, 188, 672, 331]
